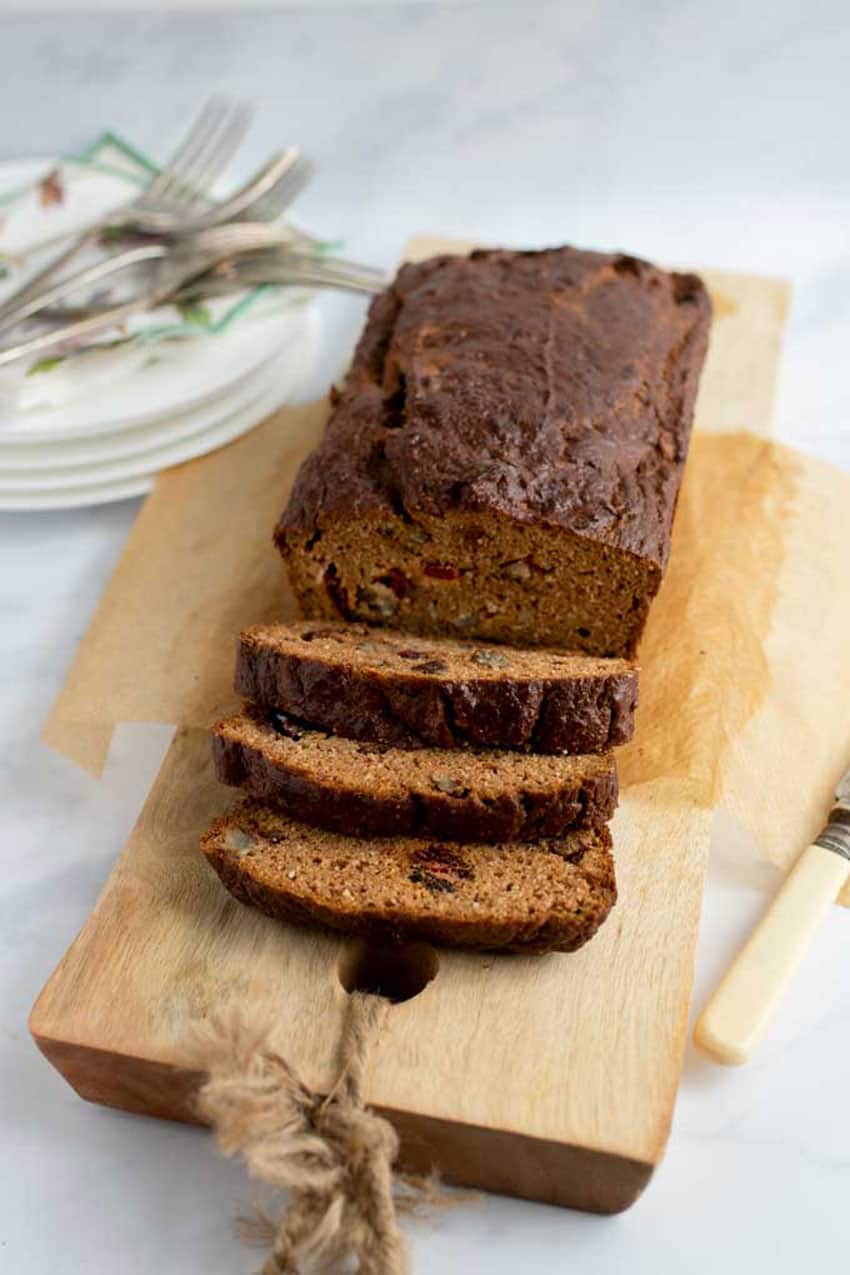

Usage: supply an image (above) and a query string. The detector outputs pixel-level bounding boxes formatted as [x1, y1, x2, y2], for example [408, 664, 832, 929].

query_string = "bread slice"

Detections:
[213, 707, 617, 842]
[235, 621, 637, 754]
[201, 800, 617, 955]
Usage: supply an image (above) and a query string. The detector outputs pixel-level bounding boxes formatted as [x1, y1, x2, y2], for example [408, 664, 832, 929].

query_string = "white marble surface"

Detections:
[2, 3, 849, 1271]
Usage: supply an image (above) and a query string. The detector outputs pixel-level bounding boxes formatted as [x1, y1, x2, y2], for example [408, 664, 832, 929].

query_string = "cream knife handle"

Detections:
[695, 842, 850, 1066]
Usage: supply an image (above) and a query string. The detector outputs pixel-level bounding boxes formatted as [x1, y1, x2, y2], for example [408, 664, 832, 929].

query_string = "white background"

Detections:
[0, 0, 443, 10]
[1, 2, 849, 1272]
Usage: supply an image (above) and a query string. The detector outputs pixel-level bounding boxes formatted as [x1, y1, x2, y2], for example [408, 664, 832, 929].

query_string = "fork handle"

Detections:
[262, 269, 383, 296]
[694, 842, 850, 1065]
[0, 295, 154, 369]
[0, 230, 100, 329]
[0, 240, 165, 334]
[181, 148, 302, 231]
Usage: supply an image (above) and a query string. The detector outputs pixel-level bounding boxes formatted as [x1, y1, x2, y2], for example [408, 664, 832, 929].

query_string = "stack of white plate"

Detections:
[0, 302, 317, 510]
[0, 150, 319, 511]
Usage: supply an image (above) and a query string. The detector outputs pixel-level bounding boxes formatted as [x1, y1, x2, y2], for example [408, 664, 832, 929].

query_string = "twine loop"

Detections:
[192, 992, 409, 1275]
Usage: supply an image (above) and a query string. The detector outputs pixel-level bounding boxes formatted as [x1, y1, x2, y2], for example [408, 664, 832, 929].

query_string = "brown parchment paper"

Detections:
[42, 238, 850, 902]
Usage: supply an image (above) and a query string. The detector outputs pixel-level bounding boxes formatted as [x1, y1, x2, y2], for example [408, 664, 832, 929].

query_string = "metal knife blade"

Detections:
[835, 767, 850, 807]
[814, 765, 850, 861]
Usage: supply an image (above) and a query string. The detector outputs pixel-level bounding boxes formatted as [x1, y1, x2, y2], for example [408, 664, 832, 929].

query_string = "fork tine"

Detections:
[141, 97, 227, 204]
[165, 99, 253, 211]
[202, 248, 387, 290]
[249, 156, 314, 221]
[184, 101, 254, 209]
[236, 259, 385, 294]
[151, 97, 230, 205]
[244, 245, 388, 283]
[268, 260, 388, 288]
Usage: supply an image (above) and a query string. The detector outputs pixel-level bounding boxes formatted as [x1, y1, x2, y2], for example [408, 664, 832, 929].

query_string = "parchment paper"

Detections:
[42, 239, 850, 903]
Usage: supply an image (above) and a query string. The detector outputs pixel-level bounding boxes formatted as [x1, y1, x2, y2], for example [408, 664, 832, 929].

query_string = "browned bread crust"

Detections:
[201, 801, 617, 955]
[235, 621, 638, 754]
[276, 247, 711, 657]
[212, 706, 618, 843]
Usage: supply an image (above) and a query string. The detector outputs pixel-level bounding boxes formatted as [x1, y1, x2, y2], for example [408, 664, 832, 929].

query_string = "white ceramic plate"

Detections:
[0, 153, 314, 441]
[0, 311, 313, 472]
[0, 351, 303, 511]
[0, 300, 313, 441]
[0, 158, 130, 255]
[0, 358, 277, 471]
[0, 364, 286, 492]
[0, 473, 151, 512]
[0, 302, 318, 472]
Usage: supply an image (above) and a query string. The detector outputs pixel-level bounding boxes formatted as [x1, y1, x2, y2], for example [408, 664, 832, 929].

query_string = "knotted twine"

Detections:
[192, 991, 438, 1275]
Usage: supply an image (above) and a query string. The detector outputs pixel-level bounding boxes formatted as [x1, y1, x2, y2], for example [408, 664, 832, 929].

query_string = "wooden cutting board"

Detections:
[29, 248, 790, 1214]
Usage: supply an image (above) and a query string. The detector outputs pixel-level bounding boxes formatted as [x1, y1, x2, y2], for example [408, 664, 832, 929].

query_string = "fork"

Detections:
[111, 97, 254, 227]
[0, 97, 253, 327]
[178, 249, 388, 300]
[33, 235, 377, 327]
[0, 227, 386, 368]
[1, 152, 312, 332]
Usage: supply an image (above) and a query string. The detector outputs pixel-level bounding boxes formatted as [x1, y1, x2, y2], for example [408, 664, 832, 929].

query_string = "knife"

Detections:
[695, 767, 850, 1065]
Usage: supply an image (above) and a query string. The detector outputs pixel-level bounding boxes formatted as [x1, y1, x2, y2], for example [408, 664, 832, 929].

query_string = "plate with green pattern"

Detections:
[0, 135, 320, 443]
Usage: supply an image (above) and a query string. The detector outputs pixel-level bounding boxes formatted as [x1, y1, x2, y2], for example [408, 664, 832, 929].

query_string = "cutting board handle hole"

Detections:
[338, 940, 439, 1004]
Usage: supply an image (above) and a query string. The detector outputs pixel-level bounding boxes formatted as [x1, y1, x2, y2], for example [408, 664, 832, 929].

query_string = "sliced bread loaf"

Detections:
[201, 800, 617, 954]
[235, 621, 637, 754]
[213, 707, 617, 842]
[276, 249, 710, 656]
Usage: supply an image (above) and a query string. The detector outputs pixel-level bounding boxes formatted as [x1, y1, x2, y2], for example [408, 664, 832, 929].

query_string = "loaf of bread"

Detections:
[202, 800, 617, 954]
[277, 247, 711, 657]
[235, 621, 637, 753]
[213, 706, 617, 842]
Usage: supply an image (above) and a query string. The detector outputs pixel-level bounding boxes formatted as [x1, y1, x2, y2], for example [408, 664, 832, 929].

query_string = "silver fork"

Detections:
[170, 147, 308, 232]
[0, 97, 253, 327]
[178, 249, 388, 300]
[1, 151, 312, 331]
[33, 253, 384, 325]
[123, 97, 253, 226]
[0, 227, 386, 368]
